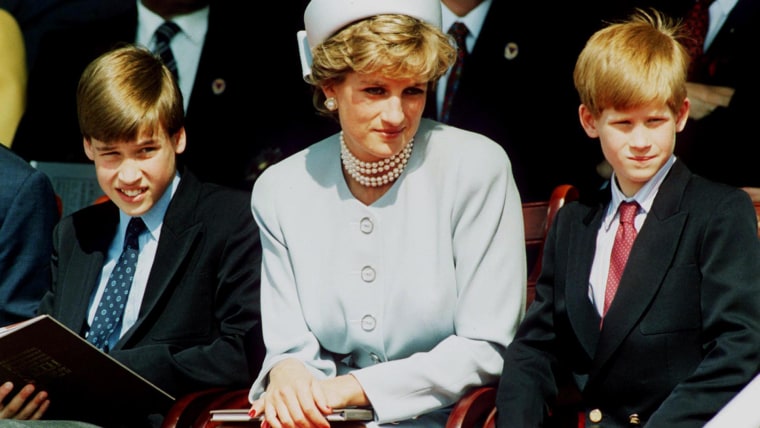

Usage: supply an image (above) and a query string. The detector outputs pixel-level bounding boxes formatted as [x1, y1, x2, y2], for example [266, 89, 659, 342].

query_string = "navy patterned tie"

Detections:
[87, 217, 145, 351]
[441, 22, 469, 124]
[154, 21, 181, 79]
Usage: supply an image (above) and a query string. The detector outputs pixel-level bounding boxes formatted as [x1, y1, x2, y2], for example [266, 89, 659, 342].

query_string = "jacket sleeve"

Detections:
[0, 168, 57, 325]
[647, 190, 760, 425]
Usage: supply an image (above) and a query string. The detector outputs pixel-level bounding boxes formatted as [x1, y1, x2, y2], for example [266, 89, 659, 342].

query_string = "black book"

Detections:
[0, 315, 174, 420]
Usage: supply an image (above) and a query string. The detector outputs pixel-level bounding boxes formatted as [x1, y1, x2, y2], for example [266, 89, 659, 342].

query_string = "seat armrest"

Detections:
[444, 386, 497, 428]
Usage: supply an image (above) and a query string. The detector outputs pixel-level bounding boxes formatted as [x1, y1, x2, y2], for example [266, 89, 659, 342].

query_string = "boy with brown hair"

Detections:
[495, 9, 760, 427]
[2, 45, 264, 427]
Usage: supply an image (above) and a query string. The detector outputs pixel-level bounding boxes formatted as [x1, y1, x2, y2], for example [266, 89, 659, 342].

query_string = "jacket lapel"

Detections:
[705, 0, 752, 57]
[58, 204, 120, 334]
[566, 204, 604, 359]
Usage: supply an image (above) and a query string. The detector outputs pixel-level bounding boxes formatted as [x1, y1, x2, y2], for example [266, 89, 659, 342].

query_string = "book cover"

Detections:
[0, 314, 174, 419]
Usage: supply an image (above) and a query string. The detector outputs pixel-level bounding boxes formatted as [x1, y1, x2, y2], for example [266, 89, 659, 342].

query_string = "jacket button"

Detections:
[361, 266, 376, 282]
[359, 217, 373, 234]
[361, 315, 376, 331]
[589, 408, 602, 423]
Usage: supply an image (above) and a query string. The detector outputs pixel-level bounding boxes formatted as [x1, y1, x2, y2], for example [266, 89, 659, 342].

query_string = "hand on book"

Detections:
[252, 358, 371, 427]
[0, 381, 50, 420]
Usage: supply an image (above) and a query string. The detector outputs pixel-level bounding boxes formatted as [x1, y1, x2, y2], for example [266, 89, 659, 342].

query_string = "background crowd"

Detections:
[2, 0, 756, 201]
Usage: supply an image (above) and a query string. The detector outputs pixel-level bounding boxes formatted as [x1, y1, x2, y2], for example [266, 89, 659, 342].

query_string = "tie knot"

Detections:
[124, 217, 146, 250]
[449, 22, 469, 37]
[155, 21, 181, 42]
[448, 22, 469, 47]
[618, 201, 638, 225]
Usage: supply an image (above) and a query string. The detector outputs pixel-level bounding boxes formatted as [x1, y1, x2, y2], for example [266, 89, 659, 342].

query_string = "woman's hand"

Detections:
[319, 374, 369, 410]
[0, 382, 50, 420]
[250, 360, 372, 428]
[250, 358, 332, 428]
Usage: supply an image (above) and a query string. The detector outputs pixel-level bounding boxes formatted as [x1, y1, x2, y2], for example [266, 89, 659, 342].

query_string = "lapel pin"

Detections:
[212, 78, 226, 95]
[504, 42, 518, 60]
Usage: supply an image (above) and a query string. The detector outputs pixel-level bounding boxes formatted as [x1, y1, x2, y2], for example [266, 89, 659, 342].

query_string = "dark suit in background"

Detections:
[591, 0, 760, 189]
[675, 0, 760, 188]
[38, 170, 264, 427]
[424, 1, 605, 202]
[0, 0, 132, 70]
[11, 0, 335, 191]
[0, 145, 58, 326]
[496, 160, 760, 427]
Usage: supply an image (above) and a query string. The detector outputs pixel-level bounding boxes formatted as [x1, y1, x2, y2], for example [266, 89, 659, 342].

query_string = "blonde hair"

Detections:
[573, 8, 689, 117]
[77, 44, 184, 142]
[309, 14, 456, 116]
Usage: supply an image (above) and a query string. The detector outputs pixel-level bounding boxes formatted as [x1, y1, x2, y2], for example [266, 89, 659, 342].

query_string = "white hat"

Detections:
[297, 0, 442, 81]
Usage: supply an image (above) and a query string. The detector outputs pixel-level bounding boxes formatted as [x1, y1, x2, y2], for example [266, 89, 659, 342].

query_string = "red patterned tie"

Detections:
[602, 201, 639, 319]
[682, 0, 714, 78]
[441, 22, 469, 124]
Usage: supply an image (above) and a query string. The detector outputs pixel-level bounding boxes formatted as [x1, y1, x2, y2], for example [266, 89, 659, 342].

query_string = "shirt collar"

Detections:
[136, 2, 209, 47]
[441, 0, 492, 45]
[117, 172, 181, 241]
[713, 0, 738, 15]
[603, 155, 676, 231]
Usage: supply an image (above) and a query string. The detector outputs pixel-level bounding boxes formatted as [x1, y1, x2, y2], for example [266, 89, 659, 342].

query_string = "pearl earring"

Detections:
[324, 97, 338, 111]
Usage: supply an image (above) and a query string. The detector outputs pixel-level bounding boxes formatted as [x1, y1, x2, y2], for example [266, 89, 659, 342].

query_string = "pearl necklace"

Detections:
[340, 132, 413, 187]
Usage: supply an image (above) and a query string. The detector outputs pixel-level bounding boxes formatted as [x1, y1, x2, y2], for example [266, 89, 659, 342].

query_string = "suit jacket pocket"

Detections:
[639, 264, 701, 334]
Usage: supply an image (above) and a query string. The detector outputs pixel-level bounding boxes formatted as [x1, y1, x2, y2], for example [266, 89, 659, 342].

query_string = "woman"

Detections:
[248, 0, 526, 426]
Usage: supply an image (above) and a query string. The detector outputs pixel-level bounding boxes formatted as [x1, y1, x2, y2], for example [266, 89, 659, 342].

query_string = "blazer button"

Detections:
[589, 408, 603, 423]
[628, 414, 641, 425]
